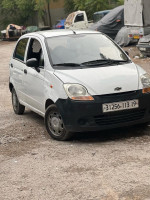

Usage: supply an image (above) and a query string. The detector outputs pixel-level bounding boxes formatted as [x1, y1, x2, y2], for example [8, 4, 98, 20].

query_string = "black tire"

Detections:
[12, 88, 25, 115]
[45, 104, 73, 141]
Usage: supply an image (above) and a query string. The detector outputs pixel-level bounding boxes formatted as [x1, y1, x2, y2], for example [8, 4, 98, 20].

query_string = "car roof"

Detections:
[94, 10, 111, 15]
[23, 29, 99, 38]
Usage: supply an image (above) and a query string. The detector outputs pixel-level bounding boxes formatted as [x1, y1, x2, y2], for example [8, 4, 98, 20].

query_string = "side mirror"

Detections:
[26, 58, 39, 68]
[125, 51, 129, 56]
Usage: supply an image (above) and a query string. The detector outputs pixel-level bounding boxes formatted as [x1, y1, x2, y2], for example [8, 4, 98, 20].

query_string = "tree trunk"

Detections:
[47, 2, 52, 28]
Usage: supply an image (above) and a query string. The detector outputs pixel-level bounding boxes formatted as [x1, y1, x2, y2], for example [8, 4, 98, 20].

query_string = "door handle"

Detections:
[24, 69, 27, 74]
[10, 63, 13, 68]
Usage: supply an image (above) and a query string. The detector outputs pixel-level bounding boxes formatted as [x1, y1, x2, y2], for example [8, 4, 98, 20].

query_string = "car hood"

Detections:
[54, 63, 139, 95]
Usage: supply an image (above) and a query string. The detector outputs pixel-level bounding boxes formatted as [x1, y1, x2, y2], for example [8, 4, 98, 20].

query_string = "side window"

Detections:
[14, 38, 28, 61]
[27, 38, 44, 68]
[74, 13, 84, 23]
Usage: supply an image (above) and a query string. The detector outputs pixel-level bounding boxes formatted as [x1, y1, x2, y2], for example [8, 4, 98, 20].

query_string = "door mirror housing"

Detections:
[26, 58, 39, 68]
[125, 51, 129, 56]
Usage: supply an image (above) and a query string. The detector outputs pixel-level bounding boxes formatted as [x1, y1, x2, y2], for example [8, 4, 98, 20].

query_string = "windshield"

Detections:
[46, 33, 129, 68]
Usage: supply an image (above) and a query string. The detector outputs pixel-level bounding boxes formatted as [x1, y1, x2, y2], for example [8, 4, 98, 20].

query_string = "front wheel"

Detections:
[45, 105, 72, 141]
[12, 88, 25, 115]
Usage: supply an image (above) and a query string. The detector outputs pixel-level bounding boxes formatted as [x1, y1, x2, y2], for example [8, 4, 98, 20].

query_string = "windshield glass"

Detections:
[46, 33, 129, 68]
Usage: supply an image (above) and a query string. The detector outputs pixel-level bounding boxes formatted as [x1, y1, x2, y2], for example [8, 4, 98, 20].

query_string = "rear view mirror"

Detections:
[26, 58, 39, 68]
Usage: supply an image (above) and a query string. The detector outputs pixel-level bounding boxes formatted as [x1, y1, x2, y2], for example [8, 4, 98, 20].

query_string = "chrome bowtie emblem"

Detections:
[114, 87, 122, 91]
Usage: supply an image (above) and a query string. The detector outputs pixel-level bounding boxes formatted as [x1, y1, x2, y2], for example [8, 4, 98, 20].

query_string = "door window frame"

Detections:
[13, 37, 29, 63]
[25, 37, 45, 69]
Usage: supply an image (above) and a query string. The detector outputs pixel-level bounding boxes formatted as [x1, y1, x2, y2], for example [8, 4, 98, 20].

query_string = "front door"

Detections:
[23, 37, 45, 114]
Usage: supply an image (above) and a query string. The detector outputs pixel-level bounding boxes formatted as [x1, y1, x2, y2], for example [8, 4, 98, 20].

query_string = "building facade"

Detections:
[50, 0, 66, 25]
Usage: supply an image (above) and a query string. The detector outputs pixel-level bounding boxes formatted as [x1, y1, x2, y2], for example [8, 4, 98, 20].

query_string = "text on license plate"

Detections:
[102, 99, 139, 113]
[133, 35, 140, 39]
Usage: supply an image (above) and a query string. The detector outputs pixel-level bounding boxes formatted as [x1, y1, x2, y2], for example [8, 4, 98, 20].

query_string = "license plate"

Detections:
[102, 99, 139, 113]
[140, 47, 146, 51]
[133, 35, 140, 39]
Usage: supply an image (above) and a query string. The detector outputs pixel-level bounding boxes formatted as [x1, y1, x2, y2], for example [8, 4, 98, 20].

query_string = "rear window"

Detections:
[14, 38, 28, 61]
[74, 13, 84, 22]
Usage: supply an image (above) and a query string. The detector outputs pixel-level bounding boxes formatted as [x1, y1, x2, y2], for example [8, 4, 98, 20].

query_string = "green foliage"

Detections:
[34, 0, 46, 19]
[64, 0, 124, 19]
[0, 0, 58, 28]
[64, 0, 75, 14]
[35, 0, 58, 26]
[0, 0, 36, 27]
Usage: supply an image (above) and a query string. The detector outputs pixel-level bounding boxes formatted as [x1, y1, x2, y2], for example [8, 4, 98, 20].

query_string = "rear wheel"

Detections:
[12, 88, 25, 115]
[45, 104, 72, 141]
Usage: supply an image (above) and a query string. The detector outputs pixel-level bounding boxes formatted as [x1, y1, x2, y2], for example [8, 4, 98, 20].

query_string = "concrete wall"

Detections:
[50, 7, 66, 25]
[50, 0, 66, 26]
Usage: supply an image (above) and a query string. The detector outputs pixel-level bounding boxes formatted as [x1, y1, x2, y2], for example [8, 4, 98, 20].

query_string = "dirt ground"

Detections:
[1, 41, 150, 200]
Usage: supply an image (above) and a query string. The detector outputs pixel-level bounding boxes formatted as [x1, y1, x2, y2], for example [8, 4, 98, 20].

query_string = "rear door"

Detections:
[11, 38, 29, 103]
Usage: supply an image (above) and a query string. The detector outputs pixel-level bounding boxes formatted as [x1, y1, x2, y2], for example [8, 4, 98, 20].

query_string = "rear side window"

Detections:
[14, 38, 28, 61]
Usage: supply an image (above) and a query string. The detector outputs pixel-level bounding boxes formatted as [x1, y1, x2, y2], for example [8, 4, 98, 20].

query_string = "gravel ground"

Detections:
[1, 41, 150, 200]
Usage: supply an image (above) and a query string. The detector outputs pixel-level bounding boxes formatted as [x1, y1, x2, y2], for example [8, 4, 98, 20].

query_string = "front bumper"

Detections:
[55, 90, 150, 132]
[137, 44, 150, 56]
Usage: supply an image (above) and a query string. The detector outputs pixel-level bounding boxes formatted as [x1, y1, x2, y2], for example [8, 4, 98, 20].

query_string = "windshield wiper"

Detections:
[108, 59, 130, 64]
[53, 63, 81, 67]
[81, 59, 130, 66]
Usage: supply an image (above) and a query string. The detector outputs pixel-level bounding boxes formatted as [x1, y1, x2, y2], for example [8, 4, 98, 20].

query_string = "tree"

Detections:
[64, 0, 124, 19]
[35, 0, 58, 27]
[64, 0, 75, 14]
[1, 0, 36, 26]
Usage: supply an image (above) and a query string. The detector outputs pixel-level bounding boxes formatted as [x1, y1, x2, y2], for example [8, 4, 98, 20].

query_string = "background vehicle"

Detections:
[53, 19, 66, 29]
[65, 11, 92, 29]
[1, 24, 24, 40]
[124, 0, 150, 41]
[22, 26, 51, 35]
[137, 35, 150, 56]
[114, 26, 138, 47]
[9, 30, 150, 141]
[93, 10, 111, 23]
[89, 6, 124, 40]
[22, 26, 40, 34]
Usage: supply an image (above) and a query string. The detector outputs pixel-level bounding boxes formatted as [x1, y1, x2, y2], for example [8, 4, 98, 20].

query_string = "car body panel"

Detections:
[54, 63, 139, 95]
[9, 30, 150, 133]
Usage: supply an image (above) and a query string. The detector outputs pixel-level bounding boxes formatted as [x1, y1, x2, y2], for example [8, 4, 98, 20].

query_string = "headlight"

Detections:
[64, 84, 94, 100]
[141, 73, 150, 93]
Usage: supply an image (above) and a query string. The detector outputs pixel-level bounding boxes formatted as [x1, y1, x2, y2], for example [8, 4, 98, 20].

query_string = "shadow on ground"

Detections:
[24, 110, 150, 144]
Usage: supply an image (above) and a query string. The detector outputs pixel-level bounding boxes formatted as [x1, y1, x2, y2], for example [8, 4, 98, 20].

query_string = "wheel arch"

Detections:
[45, 99, 55, 110]
[9, 82, 14, 92]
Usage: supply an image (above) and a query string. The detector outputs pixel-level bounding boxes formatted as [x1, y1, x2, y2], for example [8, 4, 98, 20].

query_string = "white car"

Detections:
[9, 30, 150, 141]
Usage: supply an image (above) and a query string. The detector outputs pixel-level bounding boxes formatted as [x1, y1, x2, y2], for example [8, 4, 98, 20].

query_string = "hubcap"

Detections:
[48, 112, 64, 137]
[51, 117, 60, 130]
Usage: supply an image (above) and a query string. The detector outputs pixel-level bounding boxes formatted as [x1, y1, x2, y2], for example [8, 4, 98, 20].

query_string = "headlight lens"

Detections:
[64, 84, 94, 100]
[141, 73, 150, 88]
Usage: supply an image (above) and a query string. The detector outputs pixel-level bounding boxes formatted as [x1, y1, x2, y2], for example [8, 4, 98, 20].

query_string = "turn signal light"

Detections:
[142, 88, 150, 93]
[71, 96, 94, 101]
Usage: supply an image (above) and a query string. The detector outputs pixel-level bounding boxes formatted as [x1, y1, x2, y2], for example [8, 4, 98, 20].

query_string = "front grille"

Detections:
[139, 42, 149, 45]
[99, 91, 137, 98]
[138, 42, 149, 45]
[94, 109, 145, 126]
